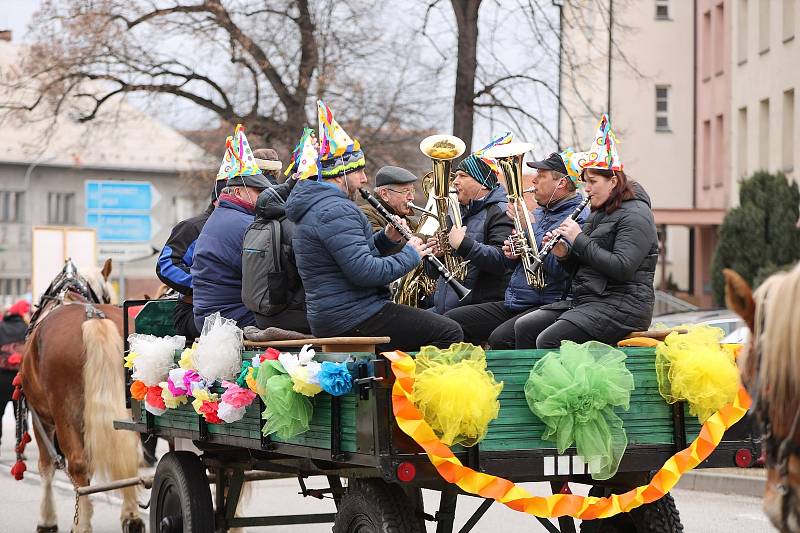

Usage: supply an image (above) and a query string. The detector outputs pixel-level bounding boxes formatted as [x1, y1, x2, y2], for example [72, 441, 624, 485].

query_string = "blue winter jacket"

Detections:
[504, 193, 589, 311]
[285, 179, 421, 337]
[428, 186, 514, 314]
[191, 199, 256, 331]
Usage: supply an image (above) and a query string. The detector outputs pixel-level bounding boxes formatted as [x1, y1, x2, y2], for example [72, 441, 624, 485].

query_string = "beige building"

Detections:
[0, 37, 214, 303]
[558, 0, 695, 298]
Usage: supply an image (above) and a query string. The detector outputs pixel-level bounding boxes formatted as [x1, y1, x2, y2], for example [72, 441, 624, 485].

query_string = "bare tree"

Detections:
[1, 0, 436, 163]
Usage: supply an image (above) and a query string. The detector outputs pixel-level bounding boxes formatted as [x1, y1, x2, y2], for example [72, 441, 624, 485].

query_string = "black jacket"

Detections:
[156, 205, 213, 295]
[556, 182, 659, 342]
[0, 314, 27, 370]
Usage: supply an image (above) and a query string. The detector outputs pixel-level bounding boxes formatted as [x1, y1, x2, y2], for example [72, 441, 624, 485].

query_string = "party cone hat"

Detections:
[284, 127, 319, 180]
[317, 100, 360, 160]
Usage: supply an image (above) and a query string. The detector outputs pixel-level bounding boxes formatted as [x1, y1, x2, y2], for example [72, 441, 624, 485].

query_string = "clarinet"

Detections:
[358, 188, 471, 302]
[530, 194, 592, 275]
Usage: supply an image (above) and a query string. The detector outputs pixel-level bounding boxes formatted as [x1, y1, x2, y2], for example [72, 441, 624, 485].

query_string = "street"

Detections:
[0, 407, 774, 533]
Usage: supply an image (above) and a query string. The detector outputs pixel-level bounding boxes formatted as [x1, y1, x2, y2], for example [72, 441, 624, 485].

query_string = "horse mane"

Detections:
[751, 262, 800, 435]
[83, 267, 119, 305]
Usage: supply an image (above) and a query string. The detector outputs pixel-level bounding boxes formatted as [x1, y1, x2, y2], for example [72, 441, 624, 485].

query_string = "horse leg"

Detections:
[119, 485, 144, 533]
[52, 417, 93, 533]
[33, 420, 58, 532]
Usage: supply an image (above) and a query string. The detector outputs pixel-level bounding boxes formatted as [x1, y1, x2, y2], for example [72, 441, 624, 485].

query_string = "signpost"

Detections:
[85, 180, 161, 297]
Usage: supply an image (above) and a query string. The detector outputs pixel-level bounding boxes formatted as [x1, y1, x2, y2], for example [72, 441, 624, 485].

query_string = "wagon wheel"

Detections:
[580, 486, 684, 533]
[332, 478, 425, 533]
[150, 451, 214, 533]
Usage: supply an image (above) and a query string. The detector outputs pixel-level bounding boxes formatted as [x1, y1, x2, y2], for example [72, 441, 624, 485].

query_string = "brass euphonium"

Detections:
[484, 141, 545, 289]
[419, 134, 468, 281]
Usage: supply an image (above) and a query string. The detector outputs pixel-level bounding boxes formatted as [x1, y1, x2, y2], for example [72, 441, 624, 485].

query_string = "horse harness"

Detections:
[749, 307, 800, 532]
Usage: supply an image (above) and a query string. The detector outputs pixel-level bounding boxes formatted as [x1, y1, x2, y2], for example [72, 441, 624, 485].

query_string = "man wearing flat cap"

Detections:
[359, 165, 420, 255]
[445, 151, 588, 348]
[253, 148, 283, 185]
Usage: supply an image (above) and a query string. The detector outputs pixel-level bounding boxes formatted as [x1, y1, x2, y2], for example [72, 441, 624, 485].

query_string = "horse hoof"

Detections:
[36, 526, 58, 533]
[122, 517, 145, 533]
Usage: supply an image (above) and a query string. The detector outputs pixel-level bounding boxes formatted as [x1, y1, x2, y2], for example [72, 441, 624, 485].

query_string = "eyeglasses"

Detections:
[386, 188, 415, 197]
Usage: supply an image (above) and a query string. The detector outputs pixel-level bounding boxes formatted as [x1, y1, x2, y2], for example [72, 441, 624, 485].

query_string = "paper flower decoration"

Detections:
[318, 362, 353, 396]
[160, 382, 189, 409]
[123, 351, 138, 369]
[413, 343, 503, 447]
[261, 374, 313, 439]
[524, 341, 634, 480]
[193, 313, 243, 382]
[179, 343, 197, 369]
[144, 385, 167, 416]
[217, 381, 257, 423]
[127, 333, 186, 386]
[130, 380, 147, 401]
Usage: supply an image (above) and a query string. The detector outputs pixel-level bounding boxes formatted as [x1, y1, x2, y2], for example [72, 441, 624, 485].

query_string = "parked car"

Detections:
[651, 309, 746, 340]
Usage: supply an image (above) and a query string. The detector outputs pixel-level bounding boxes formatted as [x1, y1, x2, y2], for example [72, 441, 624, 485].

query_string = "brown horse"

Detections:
[18, 264, 144, 533]
[724, 265, 800, 532]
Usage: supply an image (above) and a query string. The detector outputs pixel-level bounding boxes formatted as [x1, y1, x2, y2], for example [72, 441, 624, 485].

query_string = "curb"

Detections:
[677, 470, 765, 498]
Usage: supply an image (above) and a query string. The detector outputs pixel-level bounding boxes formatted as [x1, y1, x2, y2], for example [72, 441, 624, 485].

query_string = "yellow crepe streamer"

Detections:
[384, 350, 750, 520]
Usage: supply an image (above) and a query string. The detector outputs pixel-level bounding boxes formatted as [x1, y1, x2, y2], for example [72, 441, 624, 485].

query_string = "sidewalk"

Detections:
[677, 467, 766, 498]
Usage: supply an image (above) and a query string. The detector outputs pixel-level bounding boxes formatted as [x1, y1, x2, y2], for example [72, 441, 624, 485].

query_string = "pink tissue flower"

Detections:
[220, 381, 257, 409]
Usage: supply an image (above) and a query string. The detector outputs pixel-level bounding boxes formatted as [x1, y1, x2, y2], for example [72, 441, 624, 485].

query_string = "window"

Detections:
[784, 0, 795, 42]
[0, 277, 29, 303]
[714, 3, 725, 75]
[655, 86, 670, 131]
[47, 192, 75, 225]
[759, 0, 770, 53]
[738, 0, 748, 63]
[702, 11, 712, 79]
[738, 107, 748, 178]
[0, 191, 24, 222]
[703, 120, 712, 188]
[783, 89, 795, 173]
[714, 114, 725, 186]
[760, 98, 770, 169]
[655, 0, 670, 20]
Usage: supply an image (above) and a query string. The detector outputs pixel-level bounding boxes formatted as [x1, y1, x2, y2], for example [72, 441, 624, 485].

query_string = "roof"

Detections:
[0, 41, 216, 173]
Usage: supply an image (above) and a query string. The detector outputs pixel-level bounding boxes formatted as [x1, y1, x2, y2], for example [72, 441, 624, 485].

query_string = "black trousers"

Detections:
[255, 310, 312, 334]
[445, 301, 537, 349]
[513, 308, 594, 349]
[174, 299, 200, 340]
[0, 369, 16, 445]
[340, 303, 463, 353]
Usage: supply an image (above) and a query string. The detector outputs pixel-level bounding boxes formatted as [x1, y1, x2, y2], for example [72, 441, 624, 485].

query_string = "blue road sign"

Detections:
[86, 213, 152, 242]
[85, 181, 153, 211]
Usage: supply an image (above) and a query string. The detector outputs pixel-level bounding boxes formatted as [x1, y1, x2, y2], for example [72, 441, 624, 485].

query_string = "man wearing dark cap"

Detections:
[191, 140, 277, 331]
[253, 148, 283, 185]
[156, 178, 227, 339]
[445, 152, 588, 348]
[425, 150, 514, 314]
[360, 166, 419, 255]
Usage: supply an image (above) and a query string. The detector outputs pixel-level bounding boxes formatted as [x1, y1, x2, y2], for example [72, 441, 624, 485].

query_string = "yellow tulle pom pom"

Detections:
[656, 325, 740, 423]
[413, 343, 503, 447]
[124, 350, 138, 369]
[179, 343, 198, 369]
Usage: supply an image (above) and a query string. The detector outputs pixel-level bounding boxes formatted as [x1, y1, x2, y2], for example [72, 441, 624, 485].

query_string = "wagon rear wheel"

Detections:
[580, 486, 683, 533]
[332, 478, 424, 533]
[150, 451, 214, 533]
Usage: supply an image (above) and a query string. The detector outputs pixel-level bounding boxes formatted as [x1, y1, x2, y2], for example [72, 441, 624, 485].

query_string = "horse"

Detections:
[16, 259, 145, 533]
[724, 264, 800, 533]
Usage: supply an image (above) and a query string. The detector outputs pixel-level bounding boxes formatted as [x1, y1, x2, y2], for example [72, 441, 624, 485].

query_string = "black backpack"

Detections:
[242, 215, 290, 317]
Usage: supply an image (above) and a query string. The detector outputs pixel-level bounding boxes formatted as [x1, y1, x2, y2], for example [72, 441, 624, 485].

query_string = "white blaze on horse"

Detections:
[16, 259, 144, 533]
[724, 265, 800, 533]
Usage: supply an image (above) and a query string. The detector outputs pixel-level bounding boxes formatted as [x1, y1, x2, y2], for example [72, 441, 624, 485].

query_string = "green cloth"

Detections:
[524, 341, 634, 480]
[261, 374, 313, 439]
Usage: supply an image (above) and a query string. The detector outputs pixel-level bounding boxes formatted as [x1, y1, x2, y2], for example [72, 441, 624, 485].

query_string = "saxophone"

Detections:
[485, 141, 545, 289]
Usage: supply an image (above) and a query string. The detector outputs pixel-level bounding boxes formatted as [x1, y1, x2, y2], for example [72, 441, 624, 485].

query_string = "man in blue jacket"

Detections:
[445, 152, 588, 348]
[191, 146, 275, 332]
[285, 139, 463, 352]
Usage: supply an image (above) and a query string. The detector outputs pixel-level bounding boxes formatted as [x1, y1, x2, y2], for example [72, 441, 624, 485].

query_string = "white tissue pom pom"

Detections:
[129, 334, 185, 386]
[217, 403, 247, 423]
[298, 344, 316, 364]
[305, 361, 322, 384]
[194, 313, 243, 383]
[278, 352, 300, 377]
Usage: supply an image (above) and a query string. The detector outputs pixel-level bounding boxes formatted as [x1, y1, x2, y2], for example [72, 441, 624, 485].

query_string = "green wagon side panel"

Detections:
[133, 300, 179, 337]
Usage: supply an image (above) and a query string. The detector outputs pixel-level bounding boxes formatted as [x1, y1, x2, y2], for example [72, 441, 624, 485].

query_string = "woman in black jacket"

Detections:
[514, 167, 659, 348]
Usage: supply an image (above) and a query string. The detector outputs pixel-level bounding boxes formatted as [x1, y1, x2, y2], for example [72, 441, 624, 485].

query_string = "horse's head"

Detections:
[84, 258, 118, 305]
[725, 266, 800, 532]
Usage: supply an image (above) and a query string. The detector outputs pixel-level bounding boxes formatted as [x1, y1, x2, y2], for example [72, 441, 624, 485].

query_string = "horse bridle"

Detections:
[27, 266, 109, 335]
[749, 308, 800, 532]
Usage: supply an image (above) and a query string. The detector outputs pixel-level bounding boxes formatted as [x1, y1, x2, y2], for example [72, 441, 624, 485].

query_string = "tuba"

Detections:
[419, 134, 468, 281]
[485, 142, 545, 288]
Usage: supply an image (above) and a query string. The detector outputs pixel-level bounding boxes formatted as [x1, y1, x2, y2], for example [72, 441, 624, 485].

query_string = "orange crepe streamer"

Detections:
[384, 350, 751, 520]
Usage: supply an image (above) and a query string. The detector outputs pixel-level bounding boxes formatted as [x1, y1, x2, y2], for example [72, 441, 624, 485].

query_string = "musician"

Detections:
[514, 120, 659, 348]
[359, 166, 419, 255]
[285, 113, 463, 352]
[445, 153, 588, 348]
[156, 179, 226, 339]
[425, 151, 513, 314]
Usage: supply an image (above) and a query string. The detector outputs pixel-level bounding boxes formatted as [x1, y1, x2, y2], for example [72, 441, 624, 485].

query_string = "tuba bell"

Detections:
[418, 134, 468, 281]
[484, 141, 545, 288]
